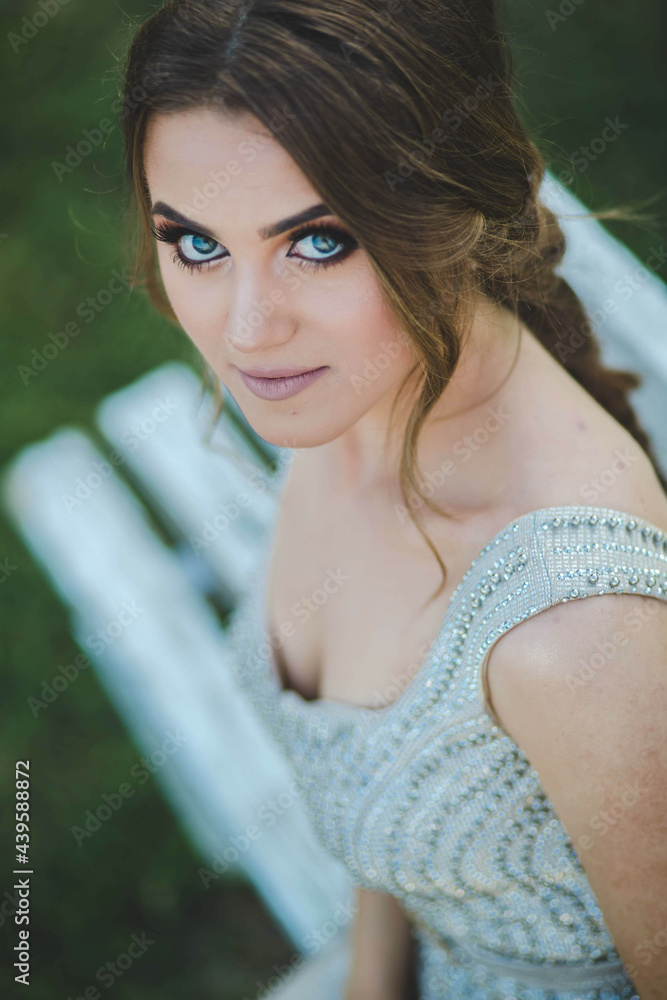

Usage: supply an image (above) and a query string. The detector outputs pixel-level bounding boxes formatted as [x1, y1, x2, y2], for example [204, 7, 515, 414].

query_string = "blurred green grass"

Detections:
[0, 0, 665, 996]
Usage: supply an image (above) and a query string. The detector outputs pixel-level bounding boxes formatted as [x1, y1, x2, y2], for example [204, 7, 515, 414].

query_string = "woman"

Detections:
[119, 1, 667, 997]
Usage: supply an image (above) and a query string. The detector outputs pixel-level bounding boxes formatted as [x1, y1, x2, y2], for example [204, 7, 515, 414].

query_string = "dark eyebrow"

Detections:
[150, 201, 332, 241]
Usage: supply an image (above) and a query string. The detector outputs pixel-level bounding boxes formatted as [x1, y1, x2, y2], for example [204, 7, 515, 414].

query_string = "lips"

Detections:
[236, 365, 329, 401]
[238, 365, 321, 378]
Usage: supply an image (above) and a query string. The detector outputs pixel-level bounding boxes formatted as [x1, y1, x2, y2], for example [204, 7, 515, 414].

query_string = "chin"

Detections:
[241, 407, 356, 452]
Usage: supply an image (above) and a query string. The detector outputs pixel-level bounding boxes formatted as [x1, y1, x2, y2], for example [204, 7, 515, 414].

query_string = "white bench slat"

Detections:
[268, 932, 352, 1000]
[543, 168, 667, 472]
[2, 428, 351, 949]
[96, 362, 283, 601]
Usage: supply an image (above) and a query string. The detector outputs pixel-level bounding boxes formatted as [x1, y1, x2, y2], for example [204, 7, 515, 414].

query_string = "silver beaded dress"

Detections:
[227, 454, 667, 1000]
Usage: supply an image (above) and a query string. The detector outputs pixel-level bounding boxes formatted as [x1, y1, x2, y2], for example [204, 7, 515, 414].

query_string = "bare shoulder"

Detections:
[494, 344, 667, 677]
[483, 377, 667, 732]
[482, 443, 667, 988]
[487, 590, 667, 743]
[486, 440, 667, 732]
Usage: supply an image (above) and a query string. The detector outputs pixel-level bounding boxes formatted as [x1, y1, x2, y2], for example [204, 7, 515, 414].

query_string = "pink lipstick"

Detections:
[236, 365, 329, 401]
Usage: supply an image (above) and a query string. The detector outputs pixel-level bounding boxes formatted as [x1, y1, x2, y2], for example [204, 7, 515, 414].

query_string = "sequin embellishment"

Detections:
[227, 459, 665, 999]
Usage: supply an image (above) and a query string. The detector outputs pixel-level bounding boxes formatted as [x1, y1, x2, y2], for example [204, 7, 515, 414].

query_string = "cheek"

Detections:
[157, 251, 226, 358]
[156, 246, 415, 395]
[333, 281, 416, 391]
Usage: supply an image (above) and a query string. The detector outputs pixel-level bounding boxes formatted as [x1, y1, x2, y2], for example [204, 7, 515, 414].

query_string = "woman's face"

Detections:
[143, 107, 418, 450]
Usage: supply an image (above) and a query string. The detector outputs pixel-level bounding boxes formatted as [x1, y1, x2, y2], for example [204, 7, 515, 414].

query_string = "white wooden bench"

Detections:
[3, 169, 667, 998]
[2, 367, 354, 993]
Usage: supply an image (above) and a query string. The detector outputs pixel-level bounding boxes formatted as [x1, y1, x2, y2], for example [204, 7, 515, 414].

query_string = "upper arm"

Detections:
[485, 592, 667, 999]
[345, 886, 415, 998]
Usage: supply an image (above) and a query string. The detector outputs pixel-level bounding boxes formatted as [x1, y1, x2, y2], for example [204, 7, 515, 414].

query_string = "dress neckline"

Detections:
[255, 495, 667, 719]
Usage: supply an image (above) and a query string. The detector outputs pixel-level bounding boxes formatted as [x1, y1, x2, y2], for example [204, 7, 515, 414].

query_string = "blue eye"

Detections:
[180, 233, 224, 262]
[150, 219, 358, 273]
[151, 220, 226, 272]
[286, 222, 358, 270]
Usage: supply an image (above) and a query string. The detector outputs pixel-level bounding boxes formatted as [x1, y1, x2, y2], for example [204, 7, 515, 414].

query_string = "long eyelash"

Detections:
[287, 221, 358, 270]
[151, 220, 223, 272]
[151, 219, 188, 244]
[150, 218, 358, 273]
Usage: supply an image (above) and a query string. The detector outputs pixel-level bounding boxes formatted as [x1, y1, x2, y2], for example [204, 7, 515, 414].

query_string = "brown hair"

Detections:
[119, 0, 667, 606]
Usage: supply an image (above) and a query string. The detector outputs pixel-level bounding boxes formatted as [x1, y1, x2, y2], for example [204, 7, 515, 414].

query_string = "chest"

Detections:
[265, 489, 487, 709]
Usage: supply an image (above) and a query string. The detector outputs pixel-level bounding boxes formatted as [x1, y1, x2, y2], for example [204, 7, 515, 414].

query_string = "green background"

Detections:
[1, 1, 665, 996]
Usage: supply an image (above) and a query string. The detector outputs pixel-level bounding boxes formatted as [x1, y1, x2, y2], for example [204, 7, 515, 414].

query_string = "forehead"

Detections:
[143, 107, 316, 223]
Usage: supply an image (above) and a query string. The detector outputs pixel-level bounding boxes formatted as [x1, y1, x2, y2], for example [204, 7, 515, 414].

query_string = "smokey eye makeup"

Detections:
[150, 218, 359, 273]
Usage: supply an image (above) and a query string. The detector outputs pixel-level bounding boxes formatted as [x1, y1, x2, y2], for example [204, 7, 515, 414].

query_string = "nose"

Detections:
[223, 269, 297, 356]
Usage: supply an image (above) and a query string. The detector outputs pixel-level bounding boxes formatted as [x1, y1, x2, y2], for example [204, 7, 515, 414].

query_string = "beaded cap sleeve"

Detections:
[226, 461, 667, 1000]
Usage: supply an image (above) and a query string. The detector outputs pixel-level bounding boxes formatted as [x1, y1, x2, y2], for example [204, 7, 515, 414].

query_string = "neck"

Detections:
[319, 294, 527, 514]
